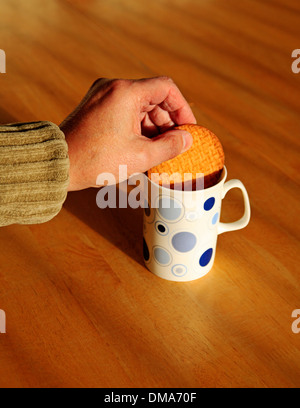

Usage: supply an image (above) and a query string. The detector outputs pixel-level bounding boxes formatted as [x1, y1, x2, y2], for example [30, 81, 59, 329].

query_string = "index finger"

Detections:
[133, 77, 197, 125]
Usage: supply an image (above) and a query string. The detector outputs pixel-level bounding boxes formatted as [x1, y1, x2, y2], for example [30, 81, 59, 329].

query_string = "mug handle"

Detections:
[218, 179, 251, 235]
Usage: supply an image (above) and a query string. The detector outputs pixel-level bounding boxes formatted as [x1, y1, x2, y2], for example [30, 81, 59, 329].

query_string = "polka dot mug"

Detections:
[143, 167, 251, 282]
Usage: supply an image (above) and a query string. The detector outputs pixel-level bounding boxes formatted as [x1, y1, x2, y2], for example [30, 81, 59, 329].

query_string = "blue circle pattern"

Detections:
[155, 221, 169, 235]
[144, 199, 151, 217]
[147, 196, 217, 277]
[172, 264, 188, 277]
[172, 232, 197, 253]
[199, 248, 213, 267]
[212, 212, 219, 225]
[154, 247, 171, 265]
[143, 238, 150, 262]
[204, 197, 215, 211]
[158, 197, 182, 221]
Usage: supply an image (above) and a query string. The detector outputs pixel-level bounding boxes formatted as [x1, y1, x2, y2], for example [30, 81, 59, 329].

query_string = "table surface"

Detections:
[0, 0, 300, 388]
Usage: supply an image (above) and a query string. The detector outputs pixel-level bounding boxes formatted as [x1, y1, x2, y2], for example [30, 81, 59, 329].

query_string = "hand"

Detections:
[60, 77, 197, 191]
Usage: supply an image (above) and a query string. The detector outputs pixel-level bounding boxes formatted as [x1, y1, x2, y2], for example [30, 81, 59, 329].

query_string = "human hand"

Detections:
[60, 77, 196, 191]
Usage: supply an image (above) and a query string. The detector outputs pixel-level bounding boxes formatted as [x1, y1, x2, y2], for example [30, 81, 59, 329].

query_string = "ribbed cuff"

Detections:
[0, 121, 70, 226]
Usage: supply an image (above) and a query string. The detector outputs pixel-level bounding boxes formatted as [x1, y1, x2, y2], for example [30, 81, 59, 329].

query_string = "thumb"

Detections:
[146, 129, 193, 169]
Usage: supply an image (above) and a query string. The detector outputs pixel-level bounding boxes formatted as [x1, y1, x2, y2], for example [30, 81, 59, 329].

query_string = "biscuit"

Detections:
[147, 124, 225, 189]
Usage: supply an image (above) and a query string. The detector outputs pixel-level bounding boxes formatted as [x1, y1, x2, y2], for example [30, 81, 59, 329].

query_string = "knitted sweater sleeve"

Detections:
[0, 121, 70, 227]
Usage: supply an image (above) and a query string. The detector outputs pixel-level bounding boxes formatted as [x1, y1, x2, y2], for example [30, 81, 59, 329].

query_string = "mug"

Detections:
[143, 167, 251, 282]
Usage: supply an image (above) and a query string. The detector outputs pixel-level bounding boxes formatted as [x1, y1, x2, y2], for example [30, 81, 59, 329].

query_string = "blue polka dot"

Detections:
[143, 238, 150, 262]
[154, 247, 171, 265]
[172, 264, 188, 277]
[204, 197, 215, 211]
[144, 206, 151, 217]
[158, 224, 166, 233]
[155, 221, 169, 235]
[199, 248, 213, 267]
[172, 232, 197, 253]
[212, 212, 219, 225]
[158, 197, 182, 221]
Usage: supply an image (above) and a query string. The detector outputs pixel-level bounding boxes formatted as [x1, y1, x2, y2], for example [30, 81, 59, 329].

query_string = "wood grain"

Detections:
[0, 0, 299, 388]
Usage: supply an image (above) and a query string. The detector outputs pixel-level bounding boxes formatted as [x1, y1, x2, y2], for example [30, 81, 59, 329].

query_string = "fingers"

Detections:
[148, 105, 175, 131]
[140, 128, 193, 171]
[141, 106, 175, 137]
[141, 113, 159, 137]
[134, 77, 197, 126]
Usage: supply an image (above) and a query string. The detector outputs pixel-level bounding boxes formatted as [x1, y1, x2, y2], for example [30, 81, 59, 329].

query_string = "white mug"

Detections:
[143, 167, 251, 282]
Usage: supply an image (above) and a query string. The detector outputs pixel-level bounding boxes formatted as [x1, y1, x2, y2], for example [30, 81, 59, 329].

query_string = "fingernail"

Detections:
[181, 131, 192, 153]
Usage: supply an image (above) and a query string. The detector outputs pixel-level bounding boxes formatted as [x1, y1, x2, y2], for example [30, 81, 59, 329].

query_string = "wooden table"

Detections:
[0, 0, 299, 388]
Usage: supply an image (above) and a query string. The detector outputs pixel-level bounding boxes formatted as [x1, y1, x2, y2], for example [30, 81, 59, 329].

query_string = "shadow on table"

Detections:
[64, 187, 145, 267]
[0, 105, 146, 267]
[0, 108, 17, 124]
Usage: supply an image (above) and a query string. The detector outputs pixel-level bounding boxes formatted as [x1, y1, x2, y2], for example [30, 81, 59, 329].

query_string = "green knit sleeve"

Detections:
[0, 121, 70, 226]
